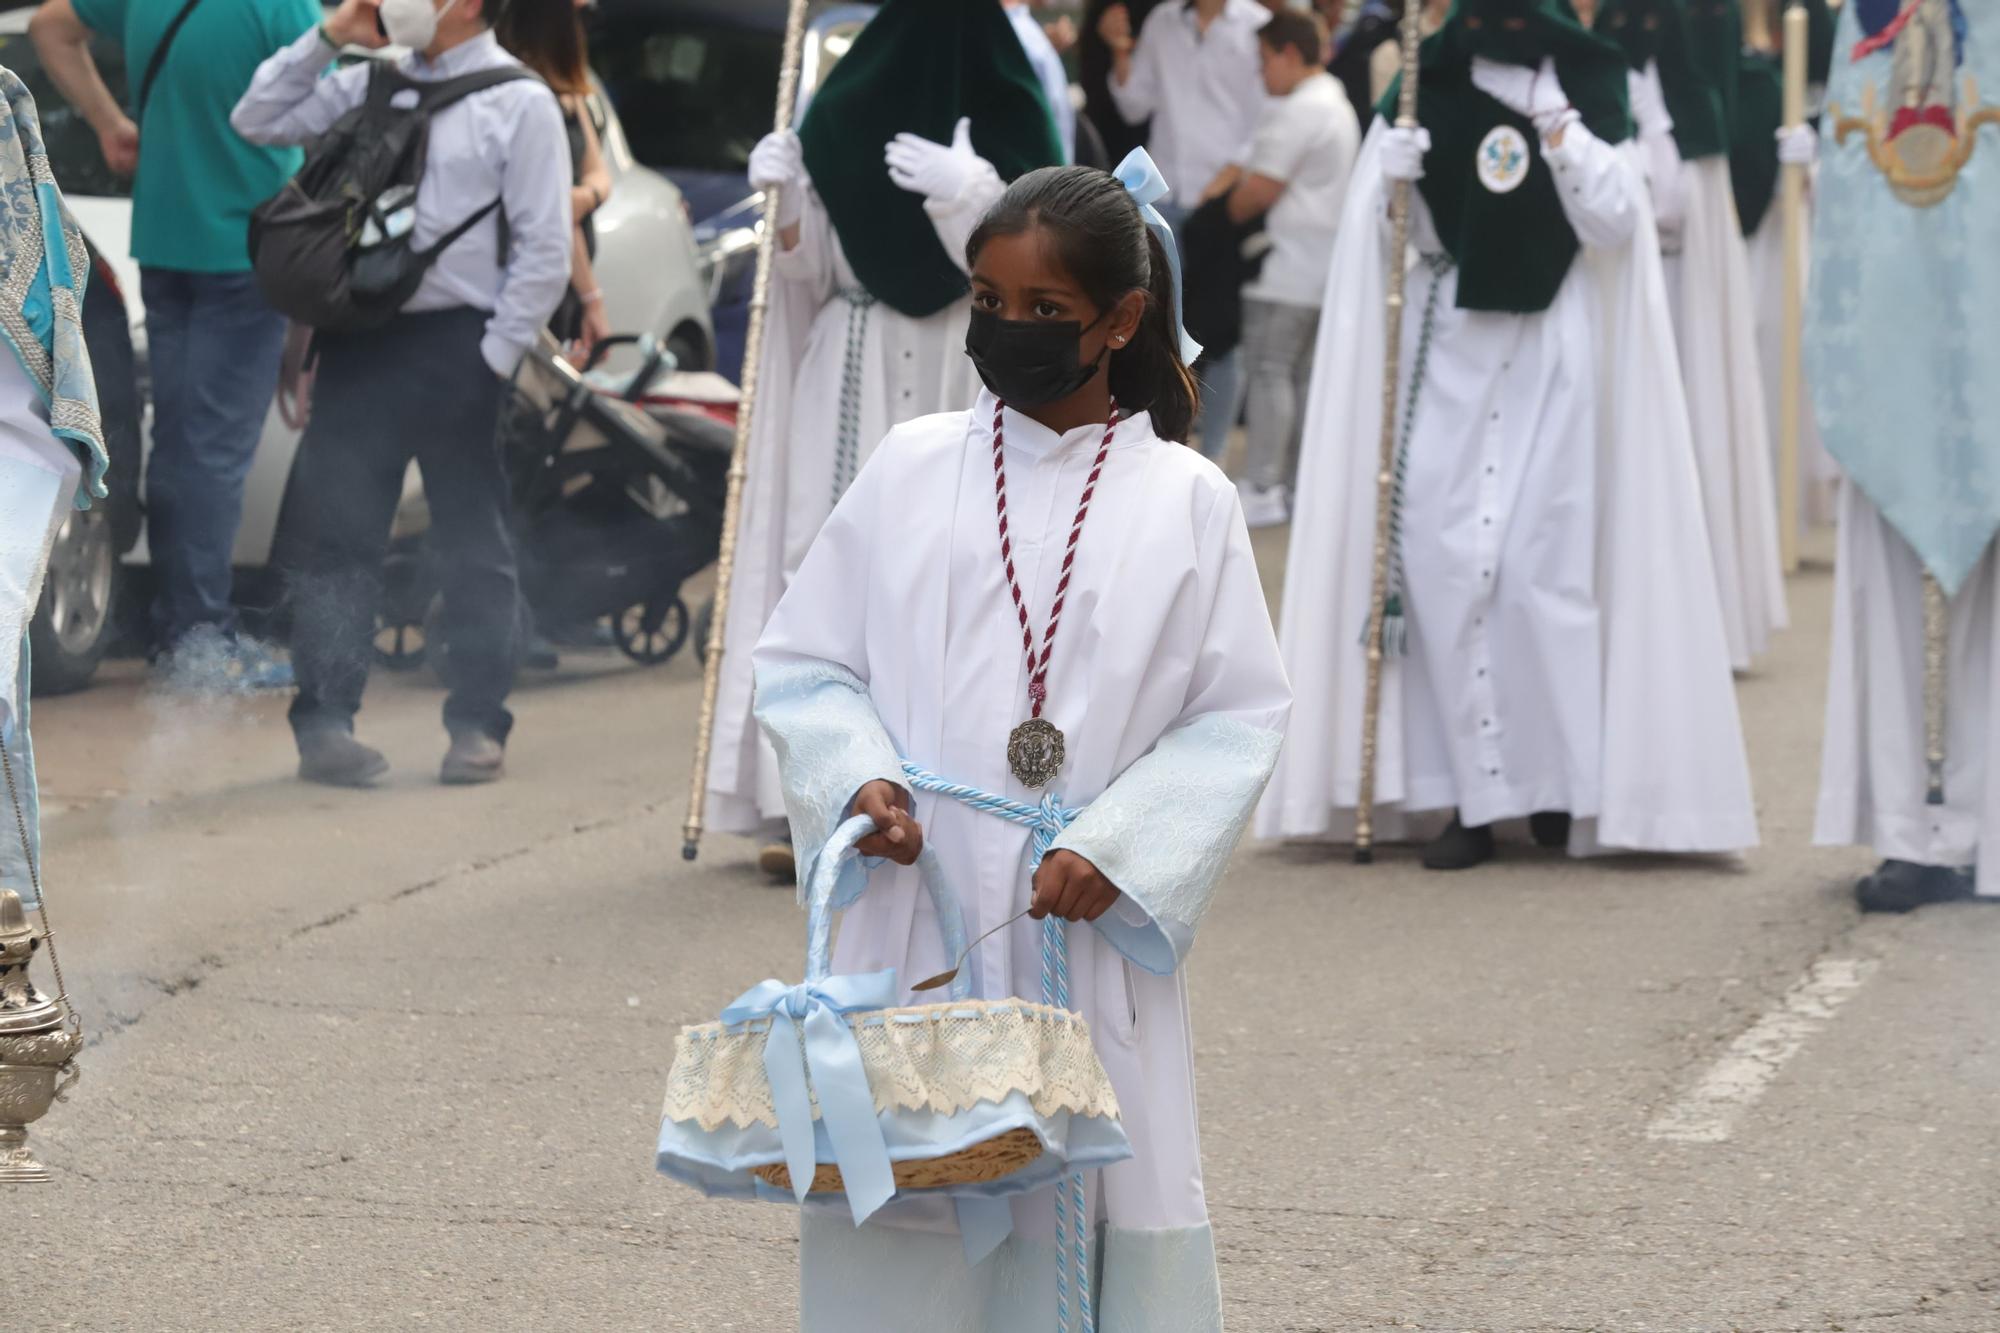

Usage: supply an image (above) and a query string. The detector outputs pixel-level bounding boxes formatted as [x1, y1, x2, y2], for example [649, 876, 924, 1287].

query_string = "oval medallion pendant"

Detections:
[1007, 718, 1066, 789]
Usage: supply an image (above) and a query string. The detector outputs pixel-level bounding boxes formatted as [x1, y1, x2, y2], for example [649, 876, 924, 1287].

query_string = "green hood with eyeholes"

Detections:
[1594, 0, 1732, 159]
[1378, 0, 1633, 313]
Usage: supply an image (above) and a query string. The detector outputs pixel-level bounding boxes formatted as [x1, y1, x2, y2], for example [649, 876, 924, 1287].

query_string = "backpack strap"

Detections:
[414, 66, 541, 113]
[135, 0, 207, 121]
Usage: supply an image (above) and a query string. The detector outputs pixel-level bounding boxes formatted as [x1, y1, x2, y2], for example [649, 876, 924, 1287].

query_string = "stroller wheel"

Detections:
[615, 597, 690, 666]
[375, 613, 428, 672]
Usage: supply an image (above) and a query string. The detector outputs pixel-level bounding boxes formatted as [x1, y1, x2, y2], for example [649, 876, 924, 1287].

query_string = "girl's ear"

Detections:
[1107, 289, 1147, 350]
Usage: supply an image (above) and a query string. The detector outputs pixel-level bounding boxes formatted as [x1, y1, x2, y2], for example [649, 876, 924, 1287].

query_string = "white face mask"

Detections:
[378, 0, 460, 50]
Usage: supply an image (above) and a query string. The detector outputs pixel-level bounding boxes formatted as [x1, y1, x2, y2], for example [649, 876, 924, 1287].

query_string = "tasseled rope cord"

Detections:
[1365, 252, 1455, 658]
[993, 398, 1119, 720]
[899, 762, 1093, 1332]
[830, 289, 877, 504]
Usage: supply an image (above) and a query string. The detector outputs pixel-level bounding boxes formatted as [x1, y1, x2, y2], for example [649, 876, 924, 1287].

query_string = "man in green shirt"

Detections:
[30, 0, 319, 685]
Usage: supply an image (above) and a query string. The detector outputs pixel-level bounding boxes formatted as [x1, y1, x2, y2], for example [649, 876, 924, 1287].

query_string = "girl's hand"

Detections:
[1031, 850, 1123, 923]
[851, 780, 924, 866]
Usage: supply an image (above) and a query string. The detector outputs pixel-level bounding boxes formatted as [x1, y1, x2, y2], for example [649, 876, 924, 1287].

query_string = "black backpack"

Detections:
[248, 62, 536, 333]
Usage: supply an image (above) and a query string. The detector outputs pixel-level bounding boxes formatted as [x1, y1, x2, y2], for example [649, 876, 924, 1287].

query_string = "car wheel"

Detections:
[29, 504, 118, 695]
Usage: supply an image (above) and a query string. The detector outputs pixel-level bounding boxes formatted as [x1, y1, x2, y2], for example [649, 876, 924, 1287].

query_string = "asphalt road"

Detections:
[9, 531, 1997, 1332]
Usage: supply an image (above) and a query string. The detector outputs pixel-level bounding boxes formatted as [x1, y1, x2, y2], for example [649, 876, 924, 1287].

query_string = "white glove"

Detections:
[1471, 56, 1576, 137]
[886, 116, 981, 202]
[749, 130, 807, 227]
[1776, 123, 1818, 166]
[1629, 61, 1673, 137]
[1379, 125, 1432, 182]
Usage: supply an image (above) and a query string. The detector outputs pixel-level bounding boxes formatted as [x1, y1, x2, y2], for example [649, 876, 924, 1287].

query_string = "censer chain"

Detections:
[1, 737, 78, 1036]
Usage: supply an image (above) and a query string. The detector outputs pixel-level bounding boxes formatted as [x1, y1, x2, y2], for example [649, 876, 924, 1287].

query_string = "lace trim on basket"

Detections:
[660, 998, 1122, 1132]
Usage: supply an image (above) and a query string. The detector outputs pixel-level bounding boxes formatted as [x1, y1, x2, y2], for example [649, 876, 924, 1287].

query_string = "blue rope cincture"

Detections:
[900, 762, 1095, 1332]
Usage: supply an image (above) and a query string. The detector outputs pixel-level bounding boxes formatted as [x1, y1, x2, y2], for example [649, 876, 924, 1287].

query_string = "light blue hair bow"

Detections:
[1114, 148, 1204, 366]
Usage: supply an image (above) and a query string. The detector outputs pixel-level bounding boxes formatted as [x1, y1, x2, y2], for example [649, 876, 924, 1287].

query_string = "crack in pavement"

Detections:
[75, 801, 665, 1048]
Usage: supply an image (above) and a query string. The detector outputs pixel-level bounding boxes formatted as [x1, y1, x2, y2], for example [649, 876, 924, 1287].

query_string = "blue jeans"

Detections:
[141, 269, 287, 649]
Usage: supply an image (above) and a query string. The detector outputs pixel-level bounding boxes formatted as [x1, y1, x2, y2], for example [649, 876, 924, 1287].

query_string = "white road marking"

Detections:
[1647, 956, 1880, 1144]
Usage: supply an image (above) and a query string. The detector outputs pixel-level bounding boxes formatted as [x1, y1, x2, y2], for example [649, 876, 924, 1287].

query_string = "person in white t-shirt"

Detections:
[1206, 8, 1358, 526]
[1100, 0, 1268, 456]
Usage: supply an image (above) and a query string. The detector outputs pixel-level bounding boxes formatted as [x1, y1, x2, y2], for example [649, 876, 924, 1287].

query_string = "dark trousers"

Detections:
[285, 308, 519, 744]
[140, 268, 288, 649]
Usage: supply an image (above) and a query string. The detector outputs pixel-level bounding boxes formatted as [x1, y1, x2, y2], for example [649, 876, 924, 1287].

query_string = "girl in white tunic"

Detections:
[704, 0, 1066, 865]
[1260, 0, 1757, 868]
[753, 161, 1290, 1331]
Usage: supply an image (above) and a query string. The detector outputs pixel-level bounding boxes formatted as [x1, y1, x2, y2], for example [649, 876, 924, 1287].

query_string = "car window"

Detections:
[588, 18, 779, 174]
[0, 34, 133, 200]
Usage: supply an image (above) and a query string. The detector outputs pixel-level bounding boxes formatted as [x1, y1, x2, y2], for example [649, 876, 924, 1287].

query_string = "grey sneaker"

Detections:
[297, 731, 389, 788]
[441, 731, 506, 785]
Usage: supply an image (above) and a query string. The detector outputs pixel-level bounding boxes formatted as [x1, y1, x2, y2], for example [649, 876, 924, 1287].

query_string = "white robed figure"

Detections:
[1260, 0, 1758, 867]
[754, 161, 1289, 1330]
[704, 0, 1066, 855]
[1603, 0, 1788, 668]
[1809, 0, 2000, 911]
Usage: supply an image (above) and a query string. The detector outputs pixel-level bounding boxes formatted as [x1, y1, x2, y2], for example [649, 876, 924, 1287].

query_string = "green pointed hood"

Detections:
[1594, 0, 1731, 158]
[796, 0, 1064, 318]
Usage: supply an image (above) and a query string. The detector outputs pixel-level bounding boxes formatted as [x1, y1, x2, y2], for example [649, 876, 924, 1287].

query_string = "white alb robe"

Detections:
[1817, 487, 2000, 892]
[1660, 158, 1789, 669]
[1259, 121, 1758, 853]
[1747, 202, 1841, 532]
[706, 168, 1004, 838]
[753, 396, 1291, 1331]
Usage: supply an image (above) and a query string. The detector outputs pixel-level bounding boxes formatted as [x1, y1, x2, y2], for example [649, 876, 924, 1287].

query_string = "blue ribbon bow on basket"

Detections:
[718, 969, 901, 1222]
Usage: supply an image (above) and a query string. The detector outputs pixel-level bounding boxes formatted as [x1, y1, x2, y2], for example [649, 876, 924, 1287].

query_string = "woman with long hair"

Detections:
[495, 0, 614, 359]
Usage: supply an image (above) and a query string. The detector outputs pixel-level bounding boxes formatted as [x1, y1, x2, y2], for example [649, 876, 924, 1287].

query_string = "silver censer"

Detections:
[0, 889, 79, 1183]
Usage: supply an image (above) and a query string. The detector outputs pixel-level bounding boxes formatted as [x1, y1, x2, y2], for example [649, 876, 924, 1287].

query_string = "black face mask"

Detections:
[964, 307, 1108, 408]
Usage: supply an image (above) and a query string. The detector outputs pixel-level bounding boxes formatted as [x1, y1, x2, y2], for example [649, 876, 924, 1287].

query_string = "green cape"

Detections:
[1594, 0, 1731, 158]
[1380, 0, 1634, 314]
[1729, 51, 1783, 233]
[797, 0, 1064, 318]
[1720, 0, 1834, 236]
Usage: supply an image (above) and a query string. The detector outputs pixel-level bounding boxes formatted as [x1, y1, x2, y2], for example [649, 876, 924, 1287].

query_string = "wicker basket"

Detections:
[656, 816, 1131, 1222]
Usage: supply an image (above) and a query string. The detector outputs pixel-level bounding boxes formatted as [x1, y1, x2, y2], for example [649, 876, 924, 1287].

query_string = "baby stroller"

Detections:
[376, 332, 734, 673]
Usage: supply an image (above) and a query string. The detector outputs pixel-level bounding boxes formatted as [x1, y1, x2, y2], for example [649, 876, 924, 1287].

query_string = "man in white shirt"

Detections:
[1004, 0, 1076, 162]
[1099, 0, 1267, 454]
[1208, 8, 1357, 525]
[233, 0, 572, 789]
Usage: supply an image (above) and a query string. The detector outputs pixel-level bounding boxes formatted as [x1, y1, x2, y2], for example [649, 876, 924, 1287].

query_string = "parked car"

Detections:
[588, 0, 878, 382]
[0, 7, 714, 691]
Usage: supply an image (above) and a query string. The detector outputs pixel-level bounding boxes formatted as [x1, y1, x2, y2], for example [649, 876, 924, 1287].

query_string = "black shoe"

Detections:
[297, 730, 389, 788]
[1856, 859, 1975, 913]
[1530, 811, 1572, 849]
[1423, 816, 1496, 871]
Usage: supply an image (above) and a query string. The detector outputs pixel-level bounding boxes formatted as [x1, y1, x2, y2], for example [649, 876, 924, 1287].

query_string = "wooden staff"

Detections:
[1355, 0, 1429, 866]
[682, 0, 813, 862]
[1778, 0, 1808, 572]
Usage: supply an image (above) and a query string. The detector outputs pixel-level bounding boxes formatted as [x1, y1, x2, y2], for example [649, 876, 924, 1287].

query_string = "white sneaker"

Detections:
[1239, 483, 1290, 529]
